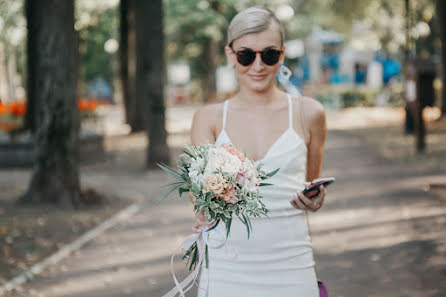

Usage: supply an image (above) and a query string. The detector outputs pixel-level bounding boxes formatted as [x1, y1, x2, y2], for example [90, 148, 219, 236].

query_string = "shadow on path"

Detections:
[3, 129, 446, 297]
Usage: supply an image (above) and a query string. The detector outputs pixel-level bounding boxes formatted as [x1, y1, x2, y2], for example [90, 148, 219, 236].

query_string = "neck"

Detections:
[236, 85, 281, 108]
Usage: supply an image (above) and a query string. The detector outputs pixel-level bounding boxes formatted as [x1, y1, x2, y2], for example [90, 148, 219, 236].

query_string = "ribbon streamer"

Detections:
[161, 224, 228, 297]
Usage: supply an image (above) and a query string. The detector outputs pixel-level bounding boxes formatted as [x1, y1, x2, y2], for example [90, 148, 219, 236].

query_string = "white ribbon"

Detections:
[161, 224, 228, 297]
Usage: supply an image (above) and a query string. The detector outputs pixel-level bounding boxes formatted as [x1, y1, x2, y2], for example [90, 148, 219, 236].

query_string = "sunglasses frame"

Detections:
[231, 47, 284, 66]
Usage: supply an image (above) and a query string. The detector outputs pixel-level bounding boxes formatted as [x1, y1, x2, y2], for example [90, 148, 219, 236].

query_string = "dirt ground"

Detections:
[1, 104, 445, 297]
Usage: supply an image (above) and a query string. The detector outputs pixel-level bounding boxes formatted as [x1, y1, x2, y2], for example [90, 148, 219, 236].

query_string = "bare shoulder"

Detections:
[290, 95, 326, 123]
[192, 102, 221, 124]
[191, 101, 223, 144]
[302, 96, 325, 121]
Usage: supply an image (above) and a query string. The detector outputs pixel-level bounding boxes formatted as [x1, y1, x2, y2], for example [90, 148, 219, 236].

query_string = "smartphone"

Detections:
[301, 177, 335, 199]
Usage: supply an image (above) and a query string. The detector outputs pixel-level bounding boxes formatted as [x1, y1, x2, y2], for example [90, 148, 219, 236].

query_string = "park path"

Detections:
[3, 105, 446, 297]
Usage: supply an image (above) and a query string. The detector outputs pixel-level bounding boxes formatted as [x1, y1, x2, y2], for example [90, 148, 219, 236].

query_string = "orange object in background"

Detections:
[88, 99, 98, 110]
[0, 102, 9, 114]
[77, 98, 99, 111]
[9, 102, 26, 116]
[0, 99, 98, 118]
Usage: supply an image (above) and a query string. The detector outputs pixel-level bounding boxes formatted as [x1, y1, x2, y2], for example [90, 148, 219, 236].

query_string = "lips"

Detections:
[248, 74, 267, 81]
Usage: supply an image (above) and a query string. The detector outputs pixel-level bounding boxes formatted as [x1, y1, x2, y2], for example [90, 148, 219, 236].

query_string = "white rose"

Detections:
[189, 170, 205, 185]
[204, 147, 242, 178]
[243, 177, 260, 192]
[237, 160, 260, 192]
[190, 157, 205, 172]
[240, 159, 258, 177]
[189, 157, 206, 184]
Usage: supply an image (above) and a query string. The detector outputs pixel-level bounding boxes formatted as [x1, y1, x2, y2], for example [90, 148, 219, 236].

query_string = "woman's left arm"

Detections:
[290, 98, 327, 212]
[306, 99, 327, 182]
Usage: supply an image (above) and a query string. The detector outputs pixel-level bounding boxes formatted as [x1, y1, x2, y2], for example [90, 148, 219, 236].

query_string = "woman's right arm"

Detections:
[189, 105, 215, 206]
[189, 104, 219, 232]
[190, 104, 217, 146]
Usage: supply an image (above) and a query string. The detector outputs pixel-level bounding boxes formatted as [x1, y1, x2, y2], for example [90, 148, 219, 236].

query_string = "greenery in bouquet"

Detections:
[157, 143, 279, 270]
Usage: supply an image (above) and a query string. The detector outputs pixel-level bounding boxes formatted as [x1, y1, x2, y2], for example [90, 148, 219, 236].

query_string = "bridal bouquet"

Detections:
[157, 142, 279, 271]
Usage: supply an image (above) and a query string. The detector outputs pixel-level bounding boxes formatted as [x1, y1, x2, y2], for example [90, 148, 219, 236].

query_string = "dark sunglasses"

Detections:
[231, 48, 283, 66]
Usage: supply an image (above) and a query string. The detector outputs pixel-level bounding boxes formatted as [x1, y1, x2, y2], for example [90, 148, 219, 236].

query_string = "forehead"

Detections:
[232, 28, 282, 50]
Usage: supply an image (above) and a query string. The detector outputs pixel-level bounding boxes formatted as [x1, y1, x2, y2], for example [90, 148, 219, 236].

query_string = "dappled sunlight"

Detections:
[326, 106, 442, 131]
[311, 203, 446, 254]
[26, 203, 198, 297]
[2, 0, 446, 295]
[326, 107, 405, 130]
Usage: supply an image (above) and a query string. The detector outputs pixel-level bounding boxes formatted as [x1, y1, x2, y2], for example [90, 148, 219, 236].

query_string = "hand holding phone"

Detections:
[302, 177, 335, 199]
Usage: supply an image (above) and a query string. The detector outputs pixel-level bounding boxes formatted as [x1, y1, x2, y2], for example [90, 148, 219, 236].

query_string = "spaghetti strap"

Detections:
[299, 96, 307, 142]
[287, 94, 292, 129]
[222, 100, 229, 130]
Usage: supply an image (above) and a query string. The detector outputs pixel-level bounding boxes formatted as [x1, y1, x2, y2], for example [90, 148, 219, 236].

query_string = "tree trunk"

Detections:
[19, 0, 81, 207]
[119, 0, 131, 125]
[134, 0, 170, 168]
[438, 0, 446, 116]
[120, 0, 145, 132]
[202, 38, 217, 103]
[24, 0, 37, 133]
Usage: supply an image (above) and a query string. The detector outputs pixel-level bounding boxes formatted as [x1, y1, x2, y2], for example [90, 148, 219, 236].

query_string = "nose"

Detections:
[251, 52, 264, 70]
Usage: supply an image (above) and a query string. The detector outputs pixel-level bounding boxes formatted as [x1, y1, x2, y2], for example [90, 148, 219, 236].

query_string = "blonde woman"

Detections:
[189, 6, 327, 297]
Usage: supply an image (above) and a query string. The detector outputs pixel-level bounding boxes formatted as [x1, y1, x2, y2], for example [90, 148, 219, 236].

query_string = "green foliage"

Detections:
[302, 0, 436, 54]
[0, 0, 26, 88]
[315, 84, 407, 108]
[316, 86, 378, 108]
[164, 0, 237, 81]
[75, 1, 118, 91]
[164, 0, 312, 93]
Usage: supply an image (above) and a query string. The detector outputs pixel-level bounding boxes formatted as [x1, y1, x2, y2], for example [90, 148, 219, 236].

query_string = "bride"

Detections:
[188, 6, 327, 297]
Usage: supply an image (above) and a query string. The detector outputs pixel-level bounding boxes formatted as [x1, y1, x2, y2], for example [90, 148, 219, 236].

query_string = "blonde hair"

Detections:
[227, 6, 285, 48]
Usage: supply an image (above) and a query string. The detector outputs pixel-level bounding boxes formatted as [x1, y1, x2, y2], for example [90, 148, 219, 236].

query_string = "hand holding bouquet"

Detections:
[157, 142, 278, 297]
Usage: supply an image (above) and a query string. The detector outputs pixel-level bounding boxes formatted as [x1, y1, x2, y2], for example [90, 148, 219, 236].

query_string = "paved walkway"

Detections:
[3, 106, 446, 297]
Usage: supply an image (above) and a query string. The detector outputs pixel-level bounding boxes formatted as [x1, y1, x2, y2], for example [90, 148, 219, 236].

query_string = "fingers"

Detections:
[310, 185, 325, 211]
[289, 185, 326, 212]
[290, 194, 307, 210]
[192, 212, 216, 233]
[192, 222, 201, 233]
[298, 191, 318, 211]
[315, 185, 326, 204]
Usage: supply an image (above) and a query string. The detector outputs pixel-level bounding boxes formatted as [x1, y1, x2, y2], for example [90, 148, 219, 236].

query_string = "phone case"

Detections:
[301, 178, 335, 199]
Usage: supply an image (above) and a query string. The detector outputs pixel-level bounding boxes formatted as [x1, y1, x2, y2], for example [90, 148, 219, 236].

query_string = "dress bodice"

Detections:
[214, 94, 308, 217]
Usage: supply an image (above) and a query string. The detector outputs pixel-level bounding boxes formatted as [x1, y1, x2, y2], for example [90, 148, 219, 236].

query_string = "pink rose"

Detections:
[236, 173, 246, 186]
[219, 185, 237, 204]
[223, 144, 245, 162]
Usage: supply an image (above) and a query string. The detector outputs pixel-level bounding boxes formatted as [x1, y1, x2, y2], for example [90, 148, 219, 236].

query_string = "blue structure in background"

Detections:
[321, 53, 340, 70]
[381, 58, 402, 84]
[87, 76, 113, 103]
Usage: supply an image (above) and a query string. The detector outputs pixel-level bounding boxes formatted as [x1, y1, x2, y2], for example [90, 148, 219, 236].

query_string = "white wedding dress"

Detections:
[197, 94, 319, 297]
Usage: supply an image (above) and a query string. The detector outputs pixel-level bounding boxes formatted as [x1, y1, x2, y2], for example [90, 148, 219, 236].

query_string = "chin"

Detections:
[240, 76, 276, 93]
[246, 80, 275, 93]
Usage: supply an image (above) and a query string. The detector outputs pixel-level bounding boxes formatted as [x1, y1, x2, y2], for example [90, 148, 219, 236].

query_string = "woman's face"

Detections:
[225, 27, 285, 93]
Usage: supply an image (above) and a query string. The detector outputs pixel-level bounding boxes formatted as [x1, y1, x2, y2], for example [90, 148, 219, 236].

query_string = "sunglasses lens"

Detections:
[235, 49, 282, 66]
[261, 49, 281, 65]
[236, 50, 256, 66]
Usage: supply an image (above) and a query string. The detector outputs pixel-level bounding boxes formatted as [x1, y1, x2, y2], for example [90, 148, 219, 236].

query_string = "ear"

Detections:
[225, 45, 236, 66]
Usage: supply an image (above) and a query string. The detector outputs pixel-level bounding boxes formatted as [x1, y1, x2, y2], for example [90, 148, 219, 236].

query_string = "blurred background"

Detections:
[0, 0, 445, 296]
